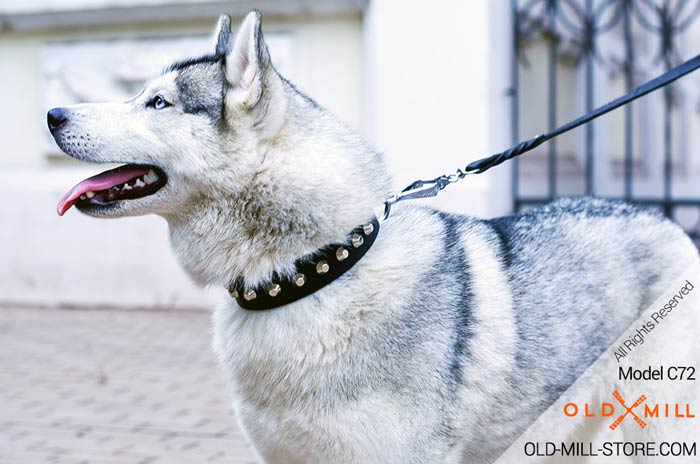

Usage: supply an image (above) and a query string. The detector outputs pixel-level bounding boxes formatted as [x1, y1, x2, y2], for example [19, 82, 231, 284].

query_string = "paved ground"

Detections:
[0, 307, 258, 464]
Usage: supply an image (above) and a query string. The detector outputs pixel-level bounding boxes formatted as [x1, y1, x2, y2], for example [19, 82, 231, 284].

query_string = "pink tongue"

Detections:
[57, 165, 152, 216]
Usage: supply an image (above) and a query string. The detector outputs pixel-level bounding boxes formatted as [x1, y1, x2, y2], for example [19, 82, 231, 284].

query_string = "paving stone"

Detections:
[0, 307, 258, 463]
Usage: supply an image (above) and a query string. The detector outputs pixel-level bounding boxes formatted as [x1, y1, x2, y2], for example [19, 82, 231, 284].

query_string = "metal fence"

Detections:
[510, 0, 700, 239]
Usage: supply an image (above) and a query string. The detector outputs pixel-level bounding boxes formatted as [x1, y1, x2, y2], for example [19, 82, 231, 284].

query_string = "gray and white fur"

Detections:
[49, 11, 699, 463]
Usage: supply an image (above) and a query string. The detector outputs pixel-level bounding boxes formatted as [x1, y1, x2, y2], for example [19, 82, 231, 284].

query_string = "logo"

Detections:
[609, 390, 646, 430]
[563, 391, 695, 429]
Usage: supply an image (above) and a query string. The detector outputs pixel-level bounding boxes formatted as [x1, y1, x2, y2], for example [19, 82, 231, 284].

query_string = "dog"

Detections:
[48, 11, 699, 463]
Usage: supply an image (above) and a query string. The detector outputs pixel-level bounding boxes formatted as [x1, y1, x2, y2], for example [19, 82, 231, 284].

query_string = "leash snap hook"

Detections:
[383, 176, 451, 220]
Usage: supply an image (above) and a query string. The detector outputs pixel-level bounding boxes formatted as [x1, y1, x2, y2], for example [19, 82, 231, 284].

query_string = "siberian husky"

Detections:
[48, 11, 699, 463]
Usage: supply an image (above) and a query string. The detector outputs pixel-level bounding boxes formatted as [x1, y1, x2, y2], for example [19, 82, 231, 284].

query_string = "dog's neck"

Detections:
[165, 100, 390, 288]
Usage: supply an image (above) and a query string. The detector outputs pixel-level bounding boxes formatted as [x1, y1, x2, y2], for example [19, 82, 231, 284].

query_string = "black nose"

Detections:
[47, 107, 68, 131]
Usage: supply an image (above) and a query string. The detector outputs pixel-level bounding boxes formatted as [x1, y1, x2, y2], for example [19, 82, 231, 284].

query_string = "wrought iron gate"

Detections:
[510, 0, 700, 240]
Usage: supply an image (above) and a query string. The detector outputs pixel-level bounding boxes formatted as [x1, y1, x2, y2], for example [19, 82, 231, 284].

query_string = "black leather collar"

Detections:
[227, 217, 380, 310]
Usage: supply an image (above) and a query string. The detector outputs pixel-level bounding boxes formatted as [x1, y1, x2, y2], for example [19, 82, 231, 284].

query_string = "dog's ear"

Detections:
[213, 14, 232, 57]
[223, 10, 275, 109]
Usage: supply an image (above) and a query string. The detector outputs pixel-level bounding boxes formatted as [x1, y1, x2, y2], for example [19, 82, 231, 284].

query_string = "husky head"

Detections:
[49, 11, 389, 285]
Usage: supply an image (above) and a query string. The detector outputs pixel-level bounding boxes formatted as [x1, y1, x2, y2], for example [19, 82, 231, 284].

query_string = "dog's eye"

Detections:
[149, 95, 170, 110]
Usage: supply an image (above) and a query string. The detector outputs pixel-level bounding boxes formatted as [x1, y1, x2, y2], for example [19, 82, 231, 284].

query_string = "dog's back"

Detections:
[459, 197, 697, 460]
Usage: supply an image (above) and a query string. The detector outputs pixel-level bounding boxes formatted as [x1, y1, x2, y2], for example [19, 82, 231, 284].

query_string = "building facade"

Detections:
[2, 0, 697, 309]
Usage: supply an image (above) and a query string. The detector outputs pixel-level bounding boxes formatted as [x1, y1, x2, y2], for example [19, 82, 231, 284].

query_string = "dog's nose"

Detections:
[47, 107, 68, 131]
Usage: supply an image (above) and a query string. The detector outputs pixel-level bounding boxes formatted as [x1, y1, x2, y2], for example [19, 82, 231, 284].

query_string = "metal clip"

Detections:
[383, 176, 451, 219]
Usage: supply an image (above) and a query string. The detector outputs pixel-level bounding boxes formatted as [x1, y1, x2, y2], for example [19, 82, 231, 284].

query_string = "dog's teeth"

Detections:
[79, 194, 86, 200]
[85, 191, 95, 199]
[110, 186, 120, 192]
[134, 178, 145, 188]
[122, 183, 132, 190]
[144, 170, 159, 185]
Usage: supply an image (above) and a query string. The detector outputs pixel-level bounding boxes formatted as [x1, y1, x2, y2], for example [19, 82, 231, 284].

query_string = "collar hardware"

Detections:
[227, 217, 380, 310]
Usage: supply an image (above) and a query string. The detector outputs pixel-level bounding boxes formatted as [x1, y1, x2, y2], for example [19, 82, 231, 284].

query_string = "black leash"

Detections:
[383, 54, 700, 219]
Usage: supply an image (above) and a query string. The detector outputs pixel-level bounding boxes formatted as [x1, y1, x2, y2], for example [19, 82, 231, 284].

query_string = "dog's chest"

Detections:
[212, 301, 376, 462]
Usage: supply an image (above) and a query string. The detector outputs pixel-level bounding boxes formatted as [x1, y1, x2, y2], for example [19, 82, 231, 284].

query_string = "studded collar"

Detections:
[227, 217, 380, 310]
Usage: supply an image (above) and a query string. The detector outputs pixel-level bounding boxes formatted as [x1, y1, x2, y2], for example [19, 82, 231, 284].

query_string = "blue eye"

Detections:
[150, 95, 170, 110]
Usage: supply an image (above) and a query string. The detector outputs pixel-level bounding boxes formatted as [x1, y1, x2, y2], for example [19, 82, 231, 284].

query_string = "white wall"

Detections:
[363, 0, 512, 218]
